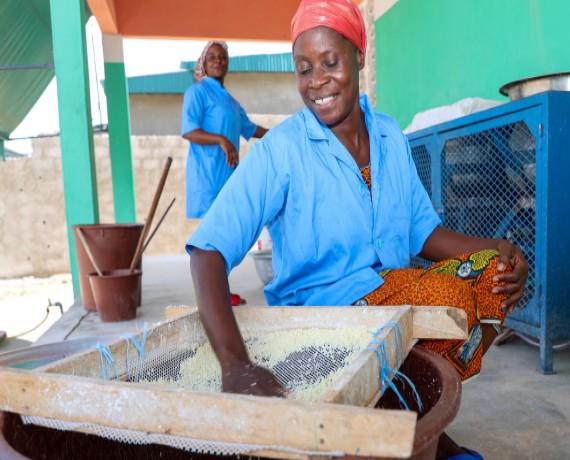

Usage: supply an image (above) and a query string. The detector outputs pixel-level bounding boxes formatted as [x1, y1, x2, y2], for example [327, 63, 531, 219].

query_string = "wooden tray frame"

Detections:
[0, 305, 466, 459]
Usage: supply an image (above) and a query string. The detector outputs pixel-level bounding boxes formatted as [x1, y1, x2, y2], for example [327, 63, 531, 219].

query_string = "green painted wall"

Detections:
[375, 0, 570, 129]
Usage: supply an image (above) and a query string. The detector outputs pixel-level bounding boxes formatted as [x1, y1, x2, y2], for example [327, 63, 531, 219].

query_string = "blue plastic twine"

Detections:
[120, 322, 149, 379]
[94, 323, 149, 381]
[366, 321, 423, 412]
[94, 342, 120, 381]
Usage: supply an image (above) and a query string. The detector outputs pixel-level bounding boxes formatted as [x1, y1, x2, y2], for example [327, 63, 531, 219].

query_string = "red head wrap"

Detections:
[291, 0, 367, 56]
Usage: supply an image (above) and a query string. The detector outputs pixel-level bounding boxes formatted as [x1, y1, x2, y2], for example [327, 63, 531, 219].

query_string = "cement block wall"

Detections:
[0, 114, 288, 279]
[129, 73, 303, 136]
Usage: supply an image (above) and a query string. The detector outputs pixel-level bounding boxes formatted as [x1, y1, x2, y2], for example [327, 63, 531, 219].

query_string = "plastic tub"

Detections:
[73, 224, 143, 311]
[89, 269, 142, 322]
[0, 346, 461, 460]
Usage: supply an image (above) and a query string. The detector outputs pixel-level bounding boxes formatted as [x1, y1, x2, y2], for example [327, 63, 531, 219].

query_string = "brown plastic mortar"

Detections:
[89, 269, 142, 322]
[0, 345, 461, 460]
[73, 224, 143, 311]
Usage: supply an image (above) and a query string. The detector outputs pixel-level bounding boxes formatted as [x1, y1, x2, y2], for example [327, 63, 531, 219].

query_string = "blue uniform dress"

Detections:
[181, 77, 257, 218]
[186, 94, 441, 306]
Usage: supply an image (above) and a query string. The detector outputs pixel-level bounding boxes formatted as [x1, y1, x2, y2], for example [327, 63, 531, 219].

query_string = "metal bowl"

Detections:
[249, 250, 274, 285]
[500, 72, 570, 100]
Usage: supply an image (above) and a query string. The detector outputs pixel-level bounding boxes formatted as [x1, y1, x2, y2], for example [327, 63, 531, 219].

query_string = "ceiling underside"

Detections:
[87, 0, 361, 41]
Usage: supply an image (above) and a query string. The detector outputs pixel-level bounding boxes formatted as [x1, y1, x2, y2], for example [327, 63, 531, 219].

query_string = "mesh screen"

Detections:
[440, 122, 536, 307]
[410, 121, 536, 307]
[412, 143, 432, 196]
[410, 143, 434, 269]
[23, 325, 377, 456]
[130, 327, 373, 403]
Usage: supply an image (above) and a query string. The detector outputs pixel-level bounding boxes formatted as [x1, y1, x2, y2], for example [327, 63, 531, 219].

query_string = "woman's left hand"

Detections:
[493, 240, 529, 313]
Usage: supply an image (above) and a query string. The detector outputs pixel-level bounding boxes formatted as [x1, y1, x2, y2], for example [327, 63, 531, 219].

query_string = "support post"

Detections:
[49, 0, 99, 300]
[102, 34, 137, 223]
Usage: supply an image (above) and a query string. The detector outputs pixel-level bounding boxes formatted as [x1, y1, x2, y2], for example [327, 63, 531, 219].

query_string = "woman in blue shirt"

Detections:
[187, 3, 528, 458]
[182, 41, 267, 218]
[182, 41, 268, 306]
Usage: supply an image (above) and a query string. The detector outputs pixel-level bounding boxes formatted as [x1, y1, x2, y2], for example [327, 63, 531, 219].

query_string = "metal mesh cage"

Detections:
[440, 122, 536, 307]
[412, 143, 432, 196]
[409, 121, 536, 307]
[411, 145, 433, 269]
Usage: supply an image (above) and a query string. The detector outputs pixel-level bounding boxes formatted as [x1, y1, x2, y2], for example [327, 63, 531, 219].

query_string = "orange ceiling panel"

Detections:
[87, 0, 362, 41]
[88, 0, 299, 41]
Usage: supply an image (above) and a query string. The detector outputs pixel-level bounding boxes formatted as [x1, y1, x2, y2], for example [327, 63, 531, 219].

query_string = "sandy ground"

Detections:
[0, 274, 74, 353]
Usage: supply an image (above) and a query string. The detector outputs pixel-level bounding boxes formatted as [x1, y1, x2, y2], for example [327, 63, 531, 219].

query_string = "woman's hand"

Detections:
[218, 136, 239, 167]
[493, 240, 529, 313]
[222, 362, 289, 397]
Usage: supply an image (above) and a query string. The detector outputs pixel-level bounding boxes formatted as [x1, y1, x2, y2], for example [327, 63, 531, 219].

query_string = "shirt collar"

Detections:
[301, 105, 329, 141]
[203, 77, 224, 89]
[301, 93, 388, 141]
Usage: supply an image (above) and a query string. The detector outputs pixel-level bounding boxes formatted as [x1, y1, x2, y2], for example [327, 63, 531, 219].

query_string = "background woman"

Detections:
[182, 41, 268, 306]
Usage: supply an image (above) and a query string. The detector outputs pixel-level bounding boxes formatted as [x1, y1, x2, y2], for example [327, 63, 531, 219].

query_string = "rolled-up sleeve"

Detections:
[186, 135, 286, 273]
[238, 103, 257, 141]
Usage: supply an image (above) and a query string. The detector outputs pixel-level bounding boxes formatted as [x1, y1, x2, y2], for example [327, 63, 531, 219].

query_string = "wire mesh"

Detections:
[440, 122, 536, 307]
[411, 144, 434, 269]
[411, 122, 536, 306]
[412, 143, 432, 196]
[23, 324, 378, 457]
[128, 327, 372, 403]
[409, 121, 536, 308]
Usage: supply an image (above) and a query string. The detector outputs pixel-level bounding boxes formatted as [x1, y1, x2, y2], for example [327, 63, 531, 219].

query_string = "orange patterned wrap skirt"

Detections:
[354, 250, 510, 381]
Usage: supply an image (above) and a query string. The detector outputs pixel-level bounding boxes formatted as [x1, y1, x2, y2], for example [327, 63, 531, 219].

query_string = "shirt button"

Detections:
[359, 184, 366, 196]
[375, 238, 382, 249]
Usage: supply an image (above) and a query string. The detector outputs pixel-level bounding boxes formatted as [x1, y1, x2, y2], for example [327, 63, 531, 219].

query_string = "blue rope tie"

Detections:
[366, 322, 423, 412]
[95, 323, 149, 381]
[120, 322, 149, 380]
[94, 342, 120, 381]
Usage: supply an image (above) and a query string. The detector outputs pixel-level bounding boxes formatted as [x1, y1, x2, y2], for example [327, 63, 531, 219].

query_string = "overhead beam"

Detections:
[114, 0, 297, 41]
[88, 0, 364, 41]
[86, 0, 119, 34]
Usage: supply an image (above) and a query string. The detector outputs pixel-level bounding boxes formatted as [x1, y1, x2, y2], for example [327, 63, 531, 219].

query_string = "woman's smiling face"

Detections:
[293, 26, 364, 128]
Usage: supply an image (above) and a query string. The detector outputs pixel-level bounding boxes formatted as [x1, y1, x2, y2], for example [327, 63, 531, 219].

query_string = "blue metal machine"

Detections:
[407, 91, 570, 373]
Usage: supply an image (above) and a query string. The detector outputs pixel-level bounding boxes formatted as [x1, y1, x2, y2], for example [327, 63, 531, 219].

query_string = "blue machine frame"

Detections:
[407, 91, 570, 373]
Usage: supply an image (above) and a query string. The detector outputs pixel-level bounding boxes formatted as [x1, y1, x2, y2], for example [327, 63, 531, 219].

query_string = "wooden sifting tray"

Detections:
[0, 305, 467, 459]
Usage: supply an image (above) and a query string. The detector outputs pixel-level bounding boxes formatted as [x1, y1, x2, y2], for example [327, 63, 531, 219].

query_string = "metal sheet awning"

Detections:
[0, 0, 55, 140]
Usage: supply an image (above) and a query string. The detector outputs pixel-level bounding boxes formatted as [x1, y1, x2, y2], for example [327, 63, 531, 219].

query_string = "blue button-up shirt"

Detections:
[181, 77, 257, 218]
[187, 94, 441, 306]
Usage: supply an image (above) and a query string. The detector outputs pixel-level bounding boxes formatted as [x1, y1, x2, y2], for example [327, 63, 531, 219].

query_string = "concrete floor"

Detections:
[1, 254, 569, 459]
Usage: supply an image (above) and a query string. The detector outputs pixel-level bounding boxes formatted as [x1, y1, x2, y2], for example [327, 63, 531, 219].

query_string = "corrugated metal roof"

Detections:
[125, 52, 295, 94]
[0, 0, 55, 139]
[180, 52, 294, 73]
[126, 71, 194, 94]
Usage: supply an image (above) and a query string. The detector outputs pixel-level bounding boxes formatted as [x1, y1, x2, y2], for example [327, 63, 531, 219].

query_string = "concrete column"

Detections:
[49, 0, 99, 299]
[102, 34, 137, 223]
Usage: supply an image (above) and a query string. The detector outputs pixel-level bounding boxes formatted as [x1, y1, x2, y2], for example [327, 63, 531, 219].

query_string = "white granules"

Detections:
[137, 327, 374, 402]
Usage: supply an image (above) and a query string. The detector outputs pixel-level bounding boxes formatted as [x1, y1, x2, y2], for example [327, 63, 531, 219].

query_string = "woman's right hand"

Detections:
[218, 136, 239, 167]
[222, 362, 289, 397]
